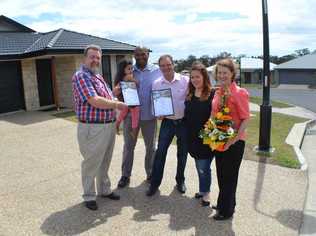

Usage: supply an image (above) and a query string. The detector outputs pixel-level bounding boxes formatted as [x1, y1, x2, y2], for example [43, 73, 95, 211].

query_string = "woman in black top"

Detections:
[184, 62, 215, 206]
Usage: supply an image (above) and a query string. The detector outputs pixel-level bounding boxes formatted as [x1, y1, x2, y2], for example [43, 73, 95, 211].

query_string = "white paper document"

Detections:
[151, 88, 174, 117]
[120, 81, 140, 106]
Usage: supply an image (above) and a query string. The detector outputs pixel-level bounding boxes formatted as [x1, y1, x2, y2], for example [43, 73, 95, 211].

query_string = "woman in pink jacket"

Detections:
[211, 58, 250, 221]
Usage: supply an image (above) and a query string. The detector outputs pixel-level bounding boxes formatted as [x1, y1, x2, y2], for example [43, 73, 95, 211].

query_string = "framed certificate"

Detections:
[151, 88, 174, 117]
[120, 81, 140, 106]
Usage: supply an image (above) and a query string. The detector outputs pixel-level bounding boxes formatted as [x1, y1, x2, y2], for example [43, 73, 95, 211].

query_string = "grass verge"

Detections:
[245, 112, 308, 168]
[241, 83, 279, 89]
[250, 96, 293, 108]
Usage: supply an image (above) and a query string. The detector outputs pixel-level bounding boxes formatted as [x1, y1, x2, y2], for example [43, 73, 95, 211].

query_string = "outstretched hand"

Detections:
[116, 101, 128, 110]
[113, 85, 121, 97]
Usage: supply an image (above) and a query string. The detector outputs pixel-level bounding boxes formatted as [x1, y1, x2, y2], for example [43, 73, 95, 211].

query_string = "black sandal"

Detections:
[194, 193, 203, 199]
[213, 213, 233, 221]
[201, 199, 210, 207]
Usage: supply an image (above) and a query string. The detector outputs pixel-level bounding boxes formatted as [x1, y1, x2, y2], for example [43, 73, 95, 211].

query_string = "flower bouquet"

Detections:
[199, 89, 237, 152]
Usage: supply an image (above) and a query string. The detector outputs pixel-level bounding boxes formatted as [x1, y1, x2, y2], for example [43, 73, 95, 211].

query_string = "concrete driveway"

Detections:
[246, 88, 316, 113]
[0, 111, 310, 236]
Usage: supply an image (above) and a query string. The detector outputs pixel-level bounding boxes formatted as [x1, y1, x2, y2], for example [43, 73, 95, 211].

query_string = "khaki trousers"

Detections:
[77, 122, 116, 201]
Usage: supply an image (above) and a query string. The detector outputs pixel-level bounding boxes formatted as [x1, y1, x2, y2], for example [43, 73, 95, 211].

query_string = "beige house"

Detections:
[0, 15, 136, 114]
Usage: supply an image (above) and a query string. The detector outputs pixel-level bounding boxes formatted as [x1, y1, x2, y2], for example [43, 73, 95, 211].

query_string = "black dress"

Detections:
[184, 90, 215, 159]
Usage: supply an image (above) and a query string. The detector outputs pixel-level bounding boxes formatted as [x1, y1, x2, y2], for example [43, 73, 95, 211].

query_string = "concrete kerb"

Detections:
[286, 119, 316, 170]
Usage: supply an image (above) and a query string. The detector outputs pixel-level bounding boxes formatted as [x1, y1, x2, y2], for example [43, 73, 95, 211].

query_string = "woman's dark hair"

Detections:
[114, 59, 133, 101]
[187, 61, 211, 101]
[114, 59, 133, 86]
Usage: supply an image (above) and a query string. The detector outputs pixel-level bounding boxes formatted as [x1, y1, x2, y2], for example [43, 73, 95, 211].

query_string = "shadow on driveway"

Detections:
[41, 182, 235, 236]
[0, 111, 56, 126]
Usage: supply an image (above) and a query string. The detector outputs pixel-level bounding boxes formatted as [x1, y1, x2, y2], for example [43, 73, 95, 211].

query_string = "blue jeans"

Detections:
[151, 118, 188, 188]
[195, 158, 212, 194]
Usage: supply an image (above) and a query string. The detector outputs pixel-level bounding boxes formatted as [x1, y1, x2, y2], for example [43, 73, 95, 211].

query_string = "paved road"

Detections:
[246, 88, 316, 113]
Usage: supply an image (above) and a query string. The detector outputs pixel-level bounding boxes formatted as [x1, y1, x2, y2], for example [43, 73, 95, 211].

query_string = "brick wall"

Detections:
[21, 59, 40, 110]
[55, 56, 78, 108]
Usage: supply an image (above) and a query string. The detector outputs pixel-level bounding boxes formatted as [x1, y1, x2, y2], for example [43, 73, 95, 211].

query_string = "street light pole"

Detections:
[258, 0, 272, 152]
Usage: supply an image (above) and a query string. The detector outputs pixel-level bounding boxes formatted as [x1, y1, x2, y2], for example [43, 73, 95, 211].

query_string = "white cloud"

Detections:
[1, 0, 315, 62]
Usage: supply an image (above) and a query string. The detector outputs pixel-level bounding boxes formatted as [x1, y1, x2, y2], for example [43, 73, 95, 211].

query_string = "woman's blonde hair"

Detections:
[214, 58, 237, 81]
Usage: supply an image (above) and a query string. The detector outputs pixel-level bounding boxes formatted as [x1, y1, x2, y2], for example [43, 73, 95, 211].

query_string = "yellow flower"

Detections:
[216, 112, 223, 119]
[224, 107, 230, 113]
[203, 138, 212, 145]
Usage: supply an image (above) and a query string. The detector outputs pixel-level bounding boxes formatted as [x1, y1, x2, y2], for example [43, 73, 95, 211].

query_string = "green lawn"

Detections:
[250, 96, 293, 108]
[246, 112, 308, 168]
[241, 83, 279, 89]
[53, 110, 307, 169]
[240, 83, 262, 89]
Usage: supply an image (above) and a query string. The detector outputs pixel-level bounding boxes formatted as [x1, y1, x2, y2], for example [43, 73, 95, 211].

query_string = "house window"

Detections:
[102, 55, 112, 89]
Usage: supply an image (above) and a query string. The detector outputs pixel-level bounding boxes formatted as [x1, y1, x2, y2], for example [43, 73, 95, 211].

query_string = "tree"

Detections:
[174, 55, 197, 72]
[214, 51, 232, 61]
[174, 52, 234, 72]
[269, 55, 280, 64]
[174, 59, 186, 72]
[237, 54, 247, 59]
[295, 48, 310, 57]
[186, 55, 197, 68]
[278, 54, 297, 64]
[199, 55, 212, 67]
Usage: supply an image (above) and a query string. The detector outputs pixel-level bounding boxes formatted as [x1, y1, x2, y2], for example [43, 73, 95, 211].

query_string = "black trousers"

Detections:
[215, 140, 245, 217]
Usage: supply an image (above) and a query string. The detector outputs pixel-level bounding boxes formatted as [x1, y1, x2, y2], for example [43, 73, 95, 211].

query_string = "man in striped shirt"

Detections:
[72, 44, 127, 211]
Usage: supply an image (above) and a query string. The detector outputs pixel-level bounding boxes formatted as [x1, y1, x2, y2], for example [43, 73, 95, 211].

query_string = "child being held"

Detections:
[114, 60, 140, 139]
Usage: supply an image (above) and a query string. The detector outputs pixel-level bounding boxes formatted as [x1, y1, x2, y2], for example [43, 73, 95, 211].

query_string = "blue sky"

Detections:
[1, 0, 316, 62]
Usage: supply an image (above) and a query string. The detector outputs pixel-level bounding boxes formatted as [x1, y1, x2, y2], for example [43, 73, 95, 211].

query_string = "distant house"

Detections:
[240, 57, 276, 84]
[206, 65, 217, 86]
[274, 54, 316, 85]
[0, 15, 136, 114]
[180, 69, 190, 77]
